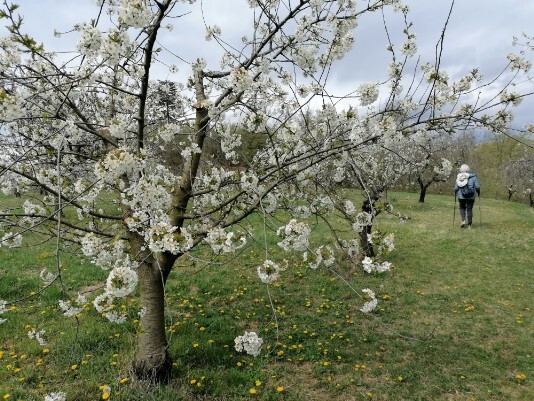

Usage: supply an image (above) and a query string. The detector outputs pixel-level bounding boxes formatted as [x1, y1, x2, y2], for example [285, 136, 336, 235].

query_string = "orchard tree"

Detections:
[408, 132, 452, 203]
[504, 158, 534, 206]
[346, 135, 410, 257]
[1, 0, 533, 390]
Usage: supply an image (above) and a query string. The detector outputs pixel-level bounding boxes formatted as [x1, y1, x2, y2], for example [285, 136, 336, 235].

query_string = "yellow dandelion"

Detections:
[71, 364, 78, 370]
[193, 343, 199, 348]
[397, 376, 404, 382]
[255, 380, 262, 386]
[3, 395, 11, 399]
[190, 379, 197, 385]
[276, 386, 284, 393]
[119, 378, 129, 384]
[249, 388, 257, 395]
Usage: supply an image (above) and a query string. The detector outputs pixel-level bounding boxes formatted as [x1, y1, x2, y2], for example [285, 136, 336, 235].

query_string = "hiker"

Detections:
[454, 164, 481, 228]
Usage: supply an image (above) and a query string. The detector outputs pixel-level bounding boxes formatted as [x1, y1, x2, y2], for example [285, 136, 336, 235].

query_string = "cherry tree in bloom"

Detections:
[0, 0, 533, 385]
[404, 131, 453, 203]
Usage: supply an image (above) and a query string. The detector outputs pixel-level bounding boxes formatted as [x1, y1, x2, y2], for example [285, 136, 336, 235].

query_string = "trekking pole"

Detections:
[452, 192, 457, 228]
[478, 193, 482, 227]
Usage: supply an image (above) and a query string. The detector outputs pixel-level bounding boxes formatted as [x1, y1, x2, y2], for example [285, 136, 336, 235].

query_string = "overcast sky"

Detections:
[5, 0, 534, 131]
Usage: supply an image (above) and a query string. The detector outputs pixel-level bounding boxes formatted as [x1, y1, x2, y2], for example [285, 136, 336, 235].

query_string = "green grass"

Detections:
[0, 192, 532, 400]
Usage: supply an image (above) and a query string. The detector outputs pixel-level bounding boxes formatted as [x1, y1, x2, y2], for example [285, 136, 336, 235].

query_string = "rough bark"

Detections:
[132, 259, 173, 383]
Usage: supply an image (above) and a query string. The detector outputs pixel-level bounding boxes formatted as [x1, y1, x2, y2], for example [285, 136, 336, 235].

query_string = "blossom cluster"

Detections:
[359, 288, 378, 313]
[44, 392, 67, 401]
[362, 256, 392, 274]
[105, 258, 138, 298]
[256, 259, 283, 284]
[0, 300, 7, 324]
[59, 294, 87, 317]
[118, 0, 154, 28]
[433, 158, 453, 178]
[304, 245, 335, 269]
[351, 212, 373, 233]
[234, 331, 263, 357]
[0, 232, 22, 248]
[205, 226, 246, 255]
[28, 328, 47, 346]
[357, 82, 379, 106]
[276, 219, 311, 251]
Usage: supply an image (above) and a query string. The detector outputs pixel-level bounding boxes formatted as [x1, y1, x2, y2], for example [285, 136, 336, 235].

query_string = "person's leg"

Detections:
[466, 199, 475, 226]
[458, 199, 467, 227]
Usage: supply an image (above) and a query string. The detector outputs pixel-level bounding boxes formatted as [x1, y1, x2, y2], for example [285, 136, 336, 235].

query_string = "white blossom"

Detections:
[28, 328, 47, 346]
[234, 331, 263, 356]
[40, 268, 57, 286]
[277, 219, 310, 252]
[76, 24, 102, 57]
[357, 82, 379, 106]
[118, 0, 153, 28]
[59, 294, 87, 317]
[44, 392, 67, 401]
[105, 258, 138, 297]
[1, 232, 22, 248]
[0, 300, 8, 324]
[257, 259, 282, 283]
[360, 288, 378, 313]
[205, 227, 246, 254]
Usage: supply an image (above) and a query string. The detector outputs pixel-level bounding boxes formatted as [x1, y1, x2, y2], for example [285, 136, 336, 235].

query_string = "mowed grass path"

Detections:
[0, 192, 532, 400]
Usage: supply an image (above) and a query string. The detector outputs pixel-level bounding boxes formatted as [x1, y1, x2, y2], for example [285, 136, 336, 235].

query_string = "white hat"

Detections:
[459, 164, 470, 173]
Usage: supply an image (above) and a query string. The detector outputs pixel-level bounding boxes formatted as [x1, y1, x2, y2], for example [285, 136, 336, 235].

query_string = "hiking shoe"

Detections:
[460, 221, 466, 228]
[467, 224, 472, 229]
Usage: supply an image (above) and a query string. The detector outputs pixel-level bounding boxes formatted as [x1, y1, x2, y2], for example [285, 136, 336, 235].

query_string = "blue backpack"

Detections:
[459, 177, 476, 197]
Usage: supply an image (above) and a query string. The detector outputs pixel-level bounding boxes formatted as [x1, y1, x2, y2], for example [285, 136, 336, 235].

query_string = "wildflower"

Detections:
[276, 386, 284, 392]
[249, 388, 257, 394]
[99, 385, 111, 400]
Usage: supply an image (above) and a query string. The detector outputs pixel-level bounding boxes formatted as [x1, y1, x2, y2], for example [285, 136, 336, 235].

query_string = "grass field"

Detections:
[0, 192, 532, 401]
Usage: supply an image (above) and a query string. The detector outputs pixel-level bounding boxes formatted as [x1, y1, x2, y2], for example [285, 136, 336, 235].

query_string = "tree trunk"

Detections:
[359, 226, 375, 257]
[132, 260, 172, 383]
[417, 176, 427, 203]
[418, 186, 427, 203]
